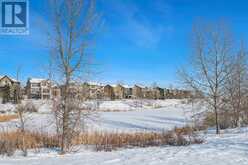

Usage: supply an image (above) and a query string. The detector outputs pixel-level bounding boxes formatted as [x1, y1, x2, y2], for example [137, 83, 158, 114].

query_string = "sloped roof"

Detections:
[134, 84, 145, 88]
[29, 78, 48, 83]
[0, 75, 19, 83]
[87, 81, 105, 86]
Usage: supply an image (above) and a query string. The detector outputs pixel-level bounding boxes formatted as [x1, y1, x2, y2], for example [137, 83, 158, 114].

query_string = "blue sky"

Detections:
[1, 0, 248, 87]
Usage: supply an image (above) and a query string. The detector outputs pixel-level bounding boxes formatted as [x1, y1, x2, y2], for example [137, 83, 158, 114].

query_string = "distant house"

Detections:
[103, 85, 114, 100]
[26, 78, 52, 99]
[179, 90, 192, 99]
[152, 87, 164, 99]
[142, 87, 153, 99]
[164, 89, 170, 99]
[123, 85, 132, 99]
[132, 85, 143, 99]
[87, 82, 104, 100]
[60, 83, 79, 99]
[61, 82, 104, 100]
[79, 82, 91, 100]
[113, 84, 125, 99]
[51, 85, 61, 99]
[0, 75, 21, 103]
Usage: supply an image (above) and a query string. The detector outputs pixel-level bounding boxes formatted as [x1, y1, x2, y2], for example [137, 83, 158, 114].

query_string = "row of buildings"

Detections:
[0, 75, 192, 103]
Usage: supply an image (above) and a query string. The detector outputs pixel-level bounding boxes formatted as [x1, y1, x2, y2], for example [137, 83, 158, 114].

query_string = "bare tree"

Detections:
[179, 22, 233, 134]
[16, 104, 28, 156]
[15, 65, 22, 104]
[224, 43, 248, 127]
[48, 0, 100, 153]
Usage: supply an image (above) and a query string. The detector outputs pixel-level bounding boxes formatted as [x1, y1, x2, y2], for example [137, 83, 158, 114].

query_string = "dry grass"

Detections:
[0, 126, 203, 155]
[0, 114, 18, 122]
[0, 131, 59, 150]
[75, 126, 203, 151]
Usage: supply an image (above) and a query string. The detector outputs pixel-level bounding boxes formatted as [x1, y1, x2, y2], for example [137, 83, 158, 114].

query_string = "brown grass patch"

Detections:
[0, 131, 59, 150]
[0, 114, 18, 122]
[0, 126, 203, 155]
[75, 127, 203, 151]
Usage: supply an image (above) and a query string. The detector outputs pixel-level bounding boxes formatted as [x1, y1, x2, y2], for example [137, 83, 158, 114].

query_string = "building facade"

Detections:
[0, 75, 21, 103]
[26, 78, 52, 99]
[113, 84, 125, 99]
[132, 85, 143, 98]
[103, 85, 114, 100]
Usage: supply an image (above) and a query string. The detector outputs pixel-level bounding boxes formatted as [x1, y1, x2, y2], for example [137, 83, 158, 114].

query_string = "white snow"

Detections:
[1, 99, 248, 164]
[0, 103, 16, 114]
[83, 99, 186, 112]
[0, 99, 193, 133]
[94, 105, 192, 132]
[28, 78, 47, 83]
[1, 128, 248, 165]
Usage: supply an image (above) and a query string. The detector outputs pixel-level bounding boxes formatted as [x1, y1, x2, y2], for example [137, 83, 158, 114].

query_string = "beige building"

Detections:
[142, 87, 153, 99]
[132, 85, 143, 98]
[0, 75, 21, 103]
[26, 78, 52, 99]
[87, 82, 104, 100]
[123, 85, 132, 99]
[51, 85, 61, 99]
[113, 84, 125, 99]
[152, 87, 164, 99]
[103, 85, 114, 100]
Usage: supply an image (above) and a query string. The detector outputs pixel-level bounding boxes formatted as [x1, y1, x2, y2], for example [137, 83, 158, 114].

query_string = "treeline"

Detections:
[180, 21, 248, 134]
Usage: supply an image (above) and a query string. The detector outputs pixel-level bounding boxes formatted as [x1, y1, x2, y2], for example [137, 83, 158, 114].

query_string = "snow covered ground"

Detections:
[0, 99, 185, 113]
[83, 99, 186, 111]
[1, 128, 248, 165]
[1, 99, 248, 164]
[0, 99, 194, 133]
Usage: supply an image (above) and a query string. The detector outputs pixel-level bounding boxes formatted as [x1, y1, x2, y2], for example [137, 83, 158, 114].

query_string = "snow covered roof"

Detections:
[110, 84, 132, 88]
[87, 81, 105, 86]
[0, 75, 19, 83]
[29, 78, 48, 83]
[122, 85, 132, 88]
[134, 84, 146, 88]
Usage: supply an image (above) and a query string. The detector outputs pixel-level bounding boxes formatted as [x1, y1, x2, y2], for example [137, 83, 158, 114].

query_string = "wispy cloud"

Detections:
[100, 0, 174, 48]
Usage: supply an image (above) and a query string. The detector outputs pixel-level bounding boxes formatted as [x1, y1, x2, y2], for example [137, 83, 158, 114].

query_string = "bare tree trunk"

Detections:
[214, 102, 219, 134]
[48, 0, 100, 153]
[16, 104, 28, 156]
[178, 21, 234, 134]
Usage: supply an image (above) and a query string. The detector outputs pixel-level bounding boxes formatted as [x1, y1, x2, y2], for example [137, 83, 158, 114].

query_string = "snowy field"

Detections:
[1, 99, 248, 164]
[0, 99, 194, 133]
[1, 128, 248, 165]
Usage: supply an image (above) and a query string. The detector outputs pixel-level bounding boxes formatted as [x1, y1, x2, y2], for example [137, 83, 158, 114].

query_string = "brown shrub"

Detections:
[202, 111, 236, 129]
[75, 127, 203, 151]
[0, 139, 16, 156]
[24, 102, 38, 113]
[0, 126, 203, 154]
[0, 130, 59, 154]
[0, 114, 18, 122]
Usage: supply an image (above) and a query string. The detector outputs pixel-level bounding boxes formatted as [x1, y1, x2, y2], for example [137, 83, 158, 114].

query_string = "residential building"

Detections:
[0, 75, 21, 103]
[87, 82, 104, 100]
[132, 85, 143, 98]
[51, 85, 61, 99]
[103, 85, 114, 100]
[152, 87, 164, 99]
[113, 84, 125, 99]
[26, 78, 52, 99]
[123, 85, 132, 99]
[142, 87, 153, 99]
